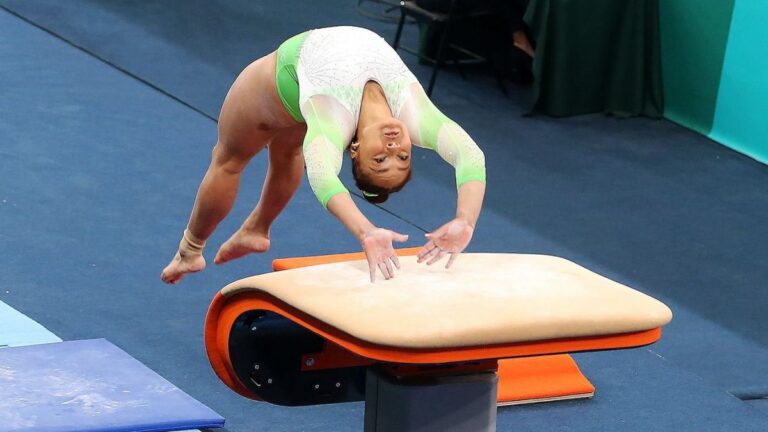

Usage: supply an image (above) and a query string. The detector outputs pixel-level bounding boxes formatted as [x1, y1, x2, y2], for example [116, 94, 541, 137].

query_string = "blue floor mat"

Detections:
[0, 0, 403, 119]
[0, 8, 413, 431]
[2, 2, 768, 431]
[747, 399, 768, 417]
[0, 339, 223, 432]
[651, 300, 768, 395]
[497, 348, 768, 431]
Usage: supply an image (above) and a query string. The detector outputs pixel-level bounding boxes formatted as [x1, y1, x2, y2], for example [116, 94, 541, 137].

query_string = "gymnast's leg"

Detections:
[160, 136, 264, 284]
[214, 125, 307, 264]
[161, 55, 284, 284]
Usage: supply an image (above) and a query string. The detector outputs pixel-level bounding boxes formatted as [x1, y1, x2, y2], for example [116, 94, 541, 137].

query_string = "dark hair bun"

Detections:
[362, 192, 389, 204]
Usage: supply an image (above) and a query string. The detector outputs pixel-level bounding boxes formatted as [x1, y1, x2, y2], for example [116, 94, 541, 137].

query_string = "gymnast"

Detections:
[160, 26, 486, 284]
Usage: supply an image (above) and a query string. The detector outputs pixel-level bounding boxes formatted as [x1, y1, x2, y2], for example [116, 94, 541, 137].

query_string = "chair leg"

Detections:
[427, 0, 458, 96]
[392, 3, 407, 49]
[494, 72, 509, 98]
[452, 49, 467, 80]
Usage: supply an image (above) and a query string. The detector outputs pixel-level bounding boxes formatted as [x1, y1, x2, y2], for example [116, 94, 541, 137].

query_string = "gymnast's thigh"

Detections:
[216, 52, 293, 158]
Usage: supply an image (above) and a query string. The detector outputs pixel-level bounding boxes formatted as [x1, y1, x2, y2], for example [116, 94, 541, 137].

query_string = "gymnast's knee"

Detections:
[209, 142, 251, 176]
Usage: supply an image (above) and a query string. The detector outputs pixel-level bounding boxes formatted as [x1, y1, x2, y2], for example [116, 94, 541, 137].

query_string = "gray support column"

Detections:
[364, 367, 498, 432]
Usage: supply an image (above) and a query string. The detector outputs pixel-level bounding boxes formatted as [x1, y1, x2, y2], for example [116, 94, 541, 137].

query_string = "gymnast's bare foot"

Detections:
[161, 251, 206, 284]
[214, 229, 271, 265]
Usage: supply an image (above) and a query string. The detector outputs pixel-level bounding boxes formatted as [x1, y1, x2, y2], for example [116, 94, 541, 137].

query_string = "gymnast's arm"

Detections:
[301, 96, 409, 282]
[400, 84, 486, 267]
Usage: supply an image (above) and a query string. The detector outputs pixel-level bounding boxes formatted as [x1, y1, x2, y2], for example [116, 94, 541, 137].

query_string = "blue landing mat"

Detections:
[0, 301, 61, 347]
[0, 339, 224, 432]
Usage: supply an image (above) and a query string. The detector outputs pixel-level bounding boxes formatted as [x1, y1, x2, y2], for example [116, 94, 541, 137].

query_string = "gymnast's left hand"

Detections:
[418, 218, 474, 268]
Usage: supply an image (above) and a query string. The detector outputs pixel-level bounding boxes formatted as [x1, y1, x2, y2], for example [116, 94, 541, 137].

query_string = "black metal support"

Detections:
[228, 310, 366, 406]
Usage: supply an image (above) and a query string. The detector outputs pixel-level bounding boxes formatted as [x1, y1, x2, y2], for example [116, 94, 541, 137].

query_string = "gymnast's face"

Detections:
[351, 118, 412, 189]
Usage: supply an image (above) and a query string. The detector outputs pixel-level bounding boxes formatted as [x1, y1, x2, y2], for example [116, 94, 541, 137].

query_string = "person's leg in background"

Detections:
[490, 0, 534, 84]
[500, 0, 535, 58]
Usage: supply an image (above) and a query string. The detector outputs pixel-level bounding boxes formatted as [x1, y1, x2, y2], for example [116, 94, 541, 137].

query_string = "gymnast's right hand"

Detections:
[360, 228, 409, 283]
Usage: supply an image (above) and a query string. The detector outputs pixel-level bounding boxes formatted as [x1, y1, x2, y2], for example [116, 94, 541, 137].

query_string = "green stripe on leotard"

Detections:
[275, 31, 310, 123]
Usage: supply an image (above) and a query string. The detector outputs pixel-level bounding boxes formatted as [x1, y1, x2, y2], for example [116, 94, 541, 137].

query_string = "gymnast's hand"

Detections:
[361, 228, 409, 282]
[418, 218, 474, 268]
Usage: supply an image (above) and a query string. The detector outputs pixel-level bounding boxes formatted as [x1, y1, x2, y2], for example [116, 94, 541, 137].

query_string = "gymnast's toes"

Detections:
[214, 231, 270, 265]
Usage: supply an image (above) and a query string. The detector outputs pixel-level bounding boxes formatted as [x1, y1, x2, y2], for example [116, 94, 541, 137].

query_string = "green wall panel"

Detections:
[660, 0, 735, 135]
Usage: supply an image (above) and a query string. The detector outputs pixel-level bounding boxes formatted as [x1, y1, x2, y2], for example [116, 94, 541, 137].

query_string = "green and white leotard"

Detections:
[276, 26, 486, 207]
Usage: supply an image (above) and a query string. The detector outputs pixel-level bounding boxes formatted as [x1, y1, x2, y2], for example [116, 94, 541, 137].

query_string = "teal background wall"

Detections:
[659, 0, 734, 136]
[660, 0, 767, 164]
[709, 1, 768, 163]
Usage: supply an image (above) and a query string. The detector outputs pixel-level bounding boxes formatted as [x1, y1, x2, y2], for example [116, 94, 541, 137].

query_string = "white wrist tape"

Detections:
[179, 229, 206, 256]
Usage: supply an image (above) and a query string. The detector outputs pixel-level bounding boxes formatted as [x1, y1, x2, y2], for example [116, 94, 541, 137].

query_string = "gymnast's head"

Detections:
[350, 117, 412, 204]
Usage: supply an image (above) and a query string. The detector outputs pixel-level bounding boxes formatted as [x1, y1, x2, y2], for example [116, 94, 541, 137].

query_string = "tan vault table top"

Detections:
[221, 253, 673, 349]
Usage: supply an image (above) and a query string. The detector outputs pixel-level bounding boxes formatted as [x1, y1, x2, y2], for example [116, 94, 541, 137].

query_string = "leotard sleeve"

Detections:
[400, 84, 486, 188]
[300, 95, 356, 208]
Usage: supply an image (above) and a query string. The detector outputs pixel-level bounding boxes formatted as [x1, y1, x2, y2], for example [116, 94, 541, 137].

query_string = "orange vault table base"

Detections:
[205, 251, 672, 432]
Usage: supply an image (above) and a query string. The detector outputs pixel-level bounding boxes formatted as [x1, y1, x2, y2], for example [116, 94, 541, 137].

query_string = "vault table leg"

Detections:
[364, 367, 498, 432]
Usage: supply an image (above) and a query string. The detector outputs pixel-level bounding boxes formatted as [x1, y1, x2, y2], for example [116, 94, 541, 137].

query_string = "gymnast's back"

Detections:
[296, 26, 419, 123]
